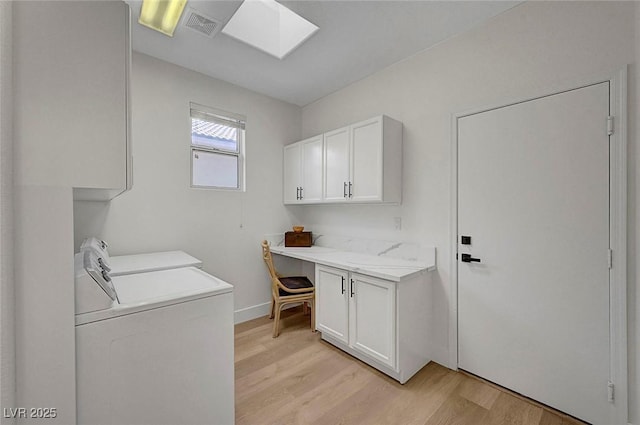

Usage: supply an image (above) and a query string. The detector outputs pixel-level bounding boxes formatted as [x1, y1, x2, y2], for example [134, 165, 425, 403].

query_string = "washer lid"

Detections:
[109, 251, 203, 276]
[75, 267, 233, 325]
[114, 266, 228, 304]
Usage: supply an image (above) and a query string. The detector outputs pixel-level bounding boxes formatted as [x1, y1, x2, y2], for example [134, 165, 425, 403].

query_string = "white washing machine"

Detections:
[80, 237, 202, 276]
[75, 249, 234, 425]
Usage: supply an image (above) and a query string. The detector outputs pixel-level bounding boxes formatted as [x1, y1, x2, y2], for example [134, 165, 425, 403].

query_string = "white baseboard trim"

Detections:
[234, 301, 308, 324]
[234, 301, 271, 324]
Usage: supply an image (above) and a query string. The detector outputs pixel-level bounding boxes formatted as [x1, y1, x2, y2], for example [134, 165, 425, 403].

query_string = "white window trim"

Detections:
[189, 102, 246, 191]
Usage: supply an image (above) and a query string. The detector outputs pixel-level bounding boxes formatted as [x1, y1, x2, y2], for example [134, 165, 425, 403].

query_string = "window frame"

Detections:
[189, 102, 246, 191]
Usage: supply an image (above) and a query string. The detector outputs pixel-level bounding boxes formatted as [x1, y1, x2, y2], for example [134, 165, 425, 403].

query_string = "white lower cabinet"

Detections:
[316, 266, 350, 344]
[350, 273, 396, 368]
[316, 265, 430, 383]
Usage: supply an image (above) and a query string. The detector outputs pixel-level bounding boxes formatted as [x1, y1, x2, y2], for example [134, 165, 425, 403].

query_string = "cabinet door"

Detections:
[316, 266, 349, 344]
[349, 273, 396, 369]
[350, 117, 384, 202]
[300, 136, 323, 203]
[14, 1, 130, 194]
[323, 127, 350, 202]
[283, 143, 301, 204]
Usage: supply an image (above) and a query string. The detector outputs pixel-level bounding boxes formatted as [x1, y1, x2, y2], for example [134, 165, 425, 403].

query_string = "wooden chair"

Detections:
[261, 240, 315, 338]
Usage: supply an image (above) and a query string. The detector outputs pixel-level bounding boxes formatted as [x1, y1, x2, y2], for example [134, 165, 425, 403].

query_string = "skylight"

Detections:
[221, 0, 319, 60]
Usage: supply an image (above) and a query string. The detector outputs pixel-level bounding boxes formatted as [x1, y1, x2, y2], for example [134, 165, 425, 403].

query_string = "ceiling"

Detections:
[124, 0, 521, 106]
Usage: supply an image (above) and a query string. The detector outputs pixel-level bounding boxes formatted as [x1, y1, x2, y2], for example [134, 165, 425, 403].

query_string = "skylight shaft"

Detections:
[221, 0, 319, 60]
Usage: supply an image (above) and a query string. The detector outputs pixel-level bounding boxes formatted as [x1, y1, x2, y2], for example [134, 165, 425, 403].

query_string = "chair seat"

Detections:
[278, 276, 314, 296]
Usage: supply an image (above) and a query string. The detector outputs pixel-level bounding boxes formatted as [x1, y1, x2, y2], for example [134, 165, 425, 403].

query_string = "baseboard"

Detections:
[234, 301, 271, 324]
[234, 301, 309, 324]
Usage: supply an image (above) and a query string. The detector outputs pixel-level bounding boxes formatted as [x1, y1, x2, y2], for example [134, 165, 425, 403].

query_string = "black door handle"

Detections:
[341, 276, 345, 294]
[461, 253, 481, 263]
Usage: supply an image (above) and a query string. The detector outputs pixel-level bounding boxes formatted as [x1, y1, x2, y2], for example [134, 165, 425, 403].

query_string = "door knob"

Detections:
[460, 253, 481, 263]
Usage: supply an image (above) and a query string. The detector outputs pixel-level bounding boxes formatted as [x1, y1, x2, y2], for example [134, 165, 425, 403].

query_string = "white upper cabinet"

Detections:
[323, 127, 351, 202]
[284, 115, 402, 205]
[301, 137, 324, 203]
[283, 135, 323, 204]
[13, 1, 132, 200]
[283, 143, 302, 204]
[344, 116, 402, 203]
[350, 118, 385, 202]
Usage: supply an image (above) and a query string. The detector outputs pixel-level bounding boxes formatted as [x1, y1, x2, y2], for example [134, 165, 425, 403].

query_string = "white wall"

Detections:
[0, 2, 14, 424]
[13, 187, 76, 425]
[297, 1, 639, 423]
[74, 52, 301, 319]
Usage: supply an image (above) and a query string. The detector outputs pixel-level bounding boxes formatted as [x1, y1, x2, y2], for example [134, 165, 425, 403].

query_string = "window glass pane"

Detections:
[192, 150, 238, 189]
[191, 117, 238, 152]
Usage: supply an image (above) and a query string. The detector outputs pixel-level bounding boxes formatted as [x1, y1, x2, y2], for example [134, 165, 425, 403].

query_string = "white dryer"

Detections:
[75, 249, 234, 425]
[80, 237, 202, 276]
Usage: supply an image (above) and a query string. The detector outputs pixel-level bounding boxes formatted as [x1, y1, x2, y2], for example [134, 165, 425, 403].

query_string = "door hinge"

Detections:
[607, 381, 615, 402]
[607, 116, 614, 136]
[608, 249, 613, 270]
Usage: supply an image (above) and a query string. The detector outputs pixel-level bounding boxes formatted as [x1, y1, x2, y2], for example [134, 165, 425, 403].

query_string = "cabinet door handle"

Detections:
[350, 279, 354, 297]
[296, 187, 300, 200]
[348, 182, 353, 198]
[300, 186, 303, 200]
[341, 276, 345, 294]
[343, 182, 347, 198]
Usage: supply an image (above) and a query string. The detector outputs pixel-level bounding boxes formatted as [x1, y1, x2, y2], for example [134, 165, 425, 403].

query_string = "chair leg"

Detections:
[302, 301, 308, 315]
[310, 299, 316, 332]
[272, 302, 282, 338]
[269, 298, 275, 319]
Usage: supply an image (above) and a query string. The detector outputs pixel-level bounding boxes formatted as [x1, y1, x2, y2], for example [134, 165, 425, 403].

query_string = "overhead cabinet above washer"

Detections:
[284, 115, 403, 205]
[14, 1, 132, 201]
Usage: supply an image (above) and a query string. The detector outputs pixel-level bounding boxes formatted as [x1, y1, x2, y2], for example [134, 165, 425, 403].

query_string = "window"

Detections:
[190, 103, 246, 190]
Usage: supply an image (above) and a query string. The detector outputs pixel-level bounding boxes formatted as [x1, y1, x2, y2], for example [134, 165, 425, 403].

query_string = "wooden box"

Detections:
[285, 231, 313, 247]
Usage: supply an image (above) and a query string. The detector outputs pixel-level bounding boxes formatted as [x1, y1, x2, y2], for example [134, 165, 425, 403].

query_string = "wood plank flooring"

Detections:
[235, 308, 586, 425]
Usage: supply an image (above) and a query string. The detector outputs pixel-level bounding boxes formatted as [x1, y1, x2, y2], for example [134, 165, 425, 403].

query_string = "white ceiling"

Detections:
[124, 0, 521, 106]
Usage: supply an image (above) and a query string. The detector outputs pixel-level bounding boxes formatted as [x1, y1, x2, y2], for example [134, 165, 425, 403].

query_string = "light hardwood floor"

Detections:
[235, 307, 586, 425]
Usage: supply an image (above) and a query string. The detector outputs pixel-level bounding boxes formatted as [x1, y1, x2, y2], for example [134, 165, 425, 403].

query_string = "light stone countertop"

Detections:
[269, 245, 436, 282]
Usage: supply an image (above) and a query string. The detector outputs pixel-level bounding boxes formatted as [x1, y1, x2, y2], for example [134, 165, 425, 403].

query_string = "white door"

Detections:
[324, 127, 350, 202]
[283, 143, 301, 204]
[349, 273, 396, 369]
[458, 83, 611, 424]
[316, 266, 349, 344]
[300, 136, 323, 203]
[350, 117, 383, 202]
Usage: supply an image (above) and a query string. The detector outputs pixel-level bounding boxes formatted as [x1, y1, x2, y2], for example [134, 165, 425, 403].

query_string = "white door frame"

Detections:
[449, 67, 628, 423]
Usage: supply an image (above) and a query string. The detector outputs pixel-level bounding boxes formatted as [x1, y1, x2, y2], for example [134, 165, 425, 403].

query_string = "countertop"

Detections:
[269, 245, 436, 282]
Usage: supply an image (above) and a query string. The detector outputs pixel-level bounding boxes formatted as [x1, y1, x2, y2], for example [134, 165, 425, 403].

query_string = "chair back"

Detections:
[261, 240, 279, 283]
